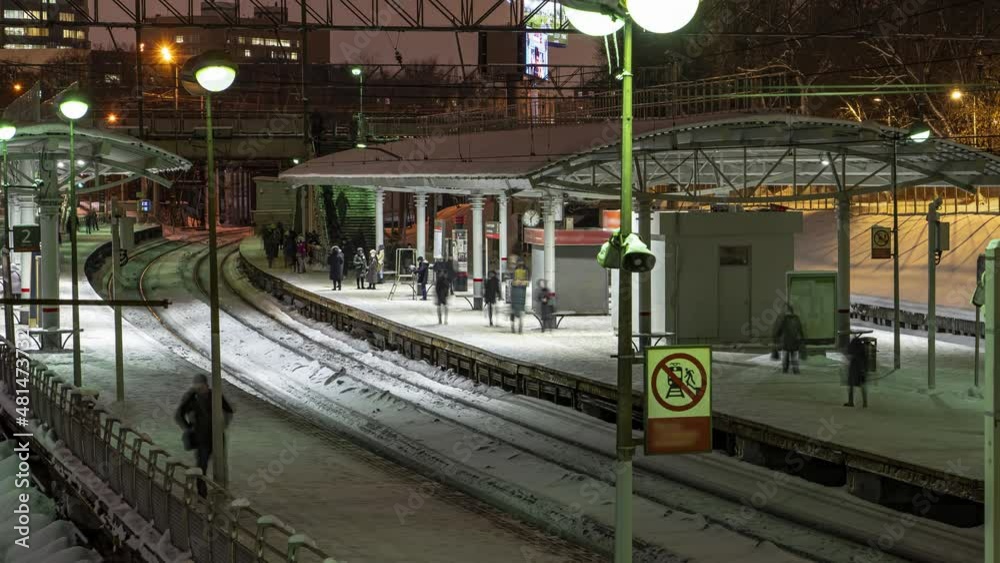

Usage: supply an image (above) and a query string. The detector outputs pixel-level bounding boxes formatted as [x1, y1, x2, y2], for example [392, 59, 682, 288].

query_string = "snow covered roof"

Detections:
[3, 123, 191, 194]
[280, 113, 1000, 202]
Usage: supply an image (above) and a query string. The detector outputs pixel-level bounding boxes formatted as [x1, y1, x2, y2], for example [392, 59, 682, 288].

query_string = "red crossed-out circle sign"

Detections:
[651, 352, 708, 412]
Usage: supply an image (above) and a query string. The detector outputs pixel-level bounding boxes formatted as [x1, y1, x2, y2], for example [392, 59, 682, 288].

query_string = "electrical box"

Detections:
[119, 217, 136, 251]
[937, 222, 950, 252]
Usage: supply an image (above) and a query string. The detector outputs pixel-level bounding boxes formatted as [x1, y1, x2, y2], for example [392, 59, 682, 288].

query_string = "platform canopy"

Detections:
[280, 113, 1000, 203]
[530, 114, 1000, 203]
[3, 123, 191, 195]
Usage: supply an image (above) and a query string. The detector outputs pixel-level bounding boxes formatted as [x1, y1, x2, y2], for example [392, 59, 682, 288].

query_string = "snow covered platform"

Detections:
[240, 237, 986, 517]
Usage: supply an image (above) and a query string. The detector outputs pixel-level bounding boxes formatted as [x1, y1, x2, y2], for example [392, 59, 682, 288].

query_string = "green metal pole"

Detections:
[69, 120, 82, 387]
[111, 199, 124, 402]
[985, 240, 1000, 563]
[892, 137, 900, 370]
[2, 140, 14, 344]
[206, 92, 228, 488]
[614, 18, 634, 563]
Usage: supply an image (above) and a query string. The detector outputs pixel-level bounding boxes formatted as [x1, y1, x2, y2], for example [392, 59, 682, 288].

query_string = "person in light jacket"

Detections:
[365, 249, 378, 289]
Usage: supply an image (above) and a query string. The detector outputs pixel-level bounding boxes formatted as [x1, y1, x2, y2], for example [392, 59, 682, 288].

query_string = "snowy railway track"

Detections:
[188, 248, 959, 563]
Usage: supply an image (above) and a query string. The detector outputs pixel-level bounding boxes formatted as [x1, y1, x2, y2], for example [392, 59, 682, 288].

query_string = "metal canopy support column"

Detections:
[374, 188, 385, 252]
[414, 192, 428, 261]
[37, 198, 60, 350]
[471, 194, 485, 310]
[498, 192, 509, 297]
[837, 196, 851, 349]
[542, 194, 557, 293]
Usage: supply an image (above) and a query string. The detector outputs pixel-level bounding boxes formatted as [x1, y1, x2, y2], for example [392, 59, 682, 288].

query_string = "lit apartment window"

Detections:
[26, 27, 48, 37]
[279, 39, 290, 47]
[250, 37, 264, 46]
[4, 10, 45, 20]
[4, 27, 25, 36]
[237, 36, 245, 44]
[175, 35, 184, 43]
[269, 50, 276, 59]
[243, 49, 251, 58]
[62, 29, 84, 39]
[290, 51, 298, 60]
[3, 43, 41, 49]
[59, 12, 74, 21]
[104, 74, 121, 84]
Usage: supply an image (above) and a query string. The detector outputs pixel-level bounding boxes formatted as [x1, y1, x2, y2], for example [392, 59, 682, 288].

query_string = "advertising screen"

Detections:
[525, 32, 549, 79]
[524, 0, 567, 47]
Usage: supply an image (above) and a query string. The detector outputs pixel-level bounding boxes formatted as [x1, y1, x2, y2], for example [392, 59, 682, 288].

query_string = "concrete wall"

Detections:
[531, 244, 609, 315]
[658, 211, 802, 343]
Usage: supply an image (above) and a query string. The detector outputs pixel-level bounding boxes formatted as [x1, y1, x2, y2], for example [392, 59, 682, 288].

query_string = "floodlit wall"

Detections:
[658, 211, 803, 344]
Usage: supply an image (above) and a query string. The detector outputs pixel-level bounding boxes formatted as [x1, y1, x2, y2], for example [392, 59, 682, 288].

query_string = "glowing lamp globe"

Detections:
[0, 121, 16, 142]
[908, 121, 932, 144]
[565, 5, 624, 36]
[629, 0, 699, 33]
[189, 50, 238, 93]
[351, 67, 362, 77]
[58, 90, 90, 121]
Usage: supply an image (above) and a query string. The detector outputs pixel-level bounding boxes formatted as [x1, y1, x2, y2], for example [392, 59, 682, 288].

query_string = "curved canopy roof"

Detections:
[280, 113, 1000, 202]
[3, 123, 191, 195]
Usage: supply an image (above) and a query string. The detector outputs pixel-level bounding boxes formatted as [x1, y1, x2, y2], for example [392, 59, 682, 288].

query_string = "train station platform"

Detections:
[238, 237, 986, 511]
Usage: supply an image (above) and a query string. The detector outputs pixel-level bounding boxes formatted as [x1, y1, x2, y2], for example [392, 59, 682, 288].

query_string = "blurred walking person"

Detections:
[295, 237, 308, 273]
[435, 270, 450, 324]
[264, 229, 279, 269]
[773, 304, 805, 374]
[353, 248, 367, 289]
[328, 246, 344, 291]
[175, 374, 233, 497]
[283, 231, 297, 269]
[484, 270, 500, 326]
[416, 256, 429, 300]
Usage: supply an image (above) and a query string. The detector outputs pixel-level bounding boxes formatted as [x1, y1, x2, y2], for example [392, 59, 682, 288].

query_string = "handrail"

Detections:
[0, 342, 335, 562]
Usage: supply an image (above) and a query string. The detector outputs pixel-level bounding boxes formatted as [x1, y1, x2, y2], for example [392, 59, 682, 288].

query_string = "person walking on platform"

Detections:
[535, 279, 555, 332]
[365, 249, 378, 289]
[295, 237, 308, 273]
[773, 304, 805, 374]
[845, 334, 868, 408]
[484, 270, 500, 326]
[435, 270, 450, 324]
[353, 248, 368, 289]
[376, 245, 385, 284]
[264, 229, 280, 269]
[509, 263, 528, 334]
[416, 256, 429, 300]
[328, 246, 344, 291]
[175, 374, 233, 497]
[283, 231, 297, 269]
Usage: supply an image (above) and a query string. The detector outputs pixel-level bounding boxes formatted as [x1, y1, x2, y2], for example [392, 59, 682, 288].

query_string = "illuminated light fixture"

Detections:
[351, 67, 362, 77]
[872, 97, 883, 103]
[0, 120, 16, 142]
[12, 83, 22, 93]
[292, 158, 300, 165]
[191, 50, 237, 93]
[908, 121, 932, 143]
[820, 157, 831, 166]
[355, 142, 367, 149]
[628, 0, 699, 33]
[57, 161, 65, 169]
[160, 45, 173, 63]
[564, 4, 624, 36]
[57, 89, 90, 121]
[76, 159, 85, 166]
[950, 89, 963, 101]
[106, 113, 118, 124]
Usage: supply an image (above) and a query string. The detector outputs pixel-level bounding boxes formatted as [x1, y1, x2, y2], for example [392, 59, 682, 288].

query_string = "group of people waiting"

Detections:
[261, 223, 324, 274]
[326, 246, 384, 291]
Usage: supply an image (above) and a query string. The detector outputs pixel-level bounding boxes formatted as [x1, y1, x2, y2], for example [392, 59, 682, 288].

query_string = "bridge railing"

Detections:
[367, 72, 796, 139]
[0, 344, 334, 563]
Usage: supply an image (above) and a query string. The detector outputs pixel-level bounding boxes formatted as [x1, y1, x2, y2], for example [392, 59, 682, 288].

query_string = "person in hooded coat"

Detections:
[353, 248, 367, 289]
[845, 334, 869, 408]
[435, 270, 450, 324]
[264, 228, 280, 268]
[773, 304, 806, 374]
[365, 249, 378, 289]
[328, 246, 344, 290]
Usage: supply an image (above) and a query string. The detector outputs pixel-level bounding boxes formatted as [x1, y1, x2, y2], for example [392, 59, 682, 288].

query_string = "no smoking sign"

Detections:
[644, 346, 713, 455]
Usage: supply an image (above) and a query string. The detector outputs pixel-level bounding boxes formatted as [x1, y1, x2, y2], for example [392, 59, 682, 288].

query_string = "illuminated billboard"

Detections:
[522, 0, 568, 47]
[525, 32, 549, 79]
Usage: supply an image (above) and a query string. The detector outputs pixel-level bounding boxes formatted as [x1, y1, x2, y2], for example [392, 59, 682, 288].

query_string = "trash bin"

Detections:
[860, 336, 877, 373]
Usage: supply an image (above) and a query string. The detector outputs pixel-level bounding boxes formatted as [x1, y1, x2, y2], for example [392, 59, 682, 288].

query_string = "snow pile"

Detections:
[0, 440, 101, 562]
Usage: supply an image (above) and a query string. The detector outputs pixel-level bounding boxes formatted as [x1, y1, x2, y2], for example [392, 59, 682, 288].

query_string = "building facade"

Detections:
[1, 0, 89, 50]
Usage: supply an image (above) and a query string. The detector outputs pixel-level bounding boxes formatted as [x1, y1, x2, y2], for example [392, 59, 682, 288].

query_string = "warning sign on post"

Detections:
[644, 346, 712, 455]
[871, 225, 892, 260]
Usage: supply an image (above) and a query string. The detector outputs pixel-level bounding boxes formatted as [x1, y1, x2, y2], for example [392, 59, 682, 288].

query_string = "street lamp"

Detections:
[571, 2, 698, 562]
[885, 120, 932, 373]
[57, 88, 90, 388]
[350, 67, 366, 148]
[185, 49, 237, 489]
[0, 120, 16, 346]
[160, 44, 180, 111]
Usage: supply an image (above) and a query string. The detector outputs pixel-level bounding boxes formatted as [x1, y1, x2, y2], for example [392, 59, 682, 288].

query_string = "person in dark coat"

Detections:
[365, 249, 378, 289]
[435, 270, 450, 324]
[283, 231, 297, 269]
[509, 264, 528, 334]
[264, 228, 280, 269]
[773, 304, 805, 374]
[484, 270, 501, 326]
[174, 374, 233, 497]
[353, 248, 367, 289]
[416, 256, 429, 300]
[845, 335, 868, 408]
[535, 279, 555, 332]
[328, 246, 344, 290]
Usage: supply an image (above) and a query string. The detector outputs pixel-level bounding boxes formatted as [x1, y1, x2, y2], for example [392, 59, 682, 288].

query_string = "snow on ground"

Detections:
[31, 228, 605, 563]
[240, 238, 987, 482]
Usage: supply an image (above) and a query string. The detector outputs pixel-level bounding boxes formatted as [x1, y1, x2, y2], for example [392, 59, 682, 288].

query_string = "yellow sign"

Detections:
[644, 346, 712, 454]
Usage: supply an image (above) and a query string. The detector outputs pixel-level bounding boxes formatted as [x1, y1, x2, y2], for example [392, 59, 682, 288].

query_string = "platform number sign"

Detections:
[139, 199, 152, 213]
[644, 346, 712, 455]
[871, 225, 892, 260]
[11, 226, 40, 252]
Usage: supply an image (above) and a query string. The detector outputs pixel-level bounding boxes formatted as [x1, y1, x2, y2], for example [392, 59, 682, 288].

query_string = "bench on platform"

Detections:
[21, 328, 81, 350]
[532, 310, 582, 329]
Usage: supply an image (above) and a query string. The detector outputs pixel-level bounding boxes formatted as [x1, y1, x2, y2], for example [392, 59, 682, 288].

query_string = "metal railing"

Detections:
[367, 72, 795, 138]
[0, 345, 334, 563]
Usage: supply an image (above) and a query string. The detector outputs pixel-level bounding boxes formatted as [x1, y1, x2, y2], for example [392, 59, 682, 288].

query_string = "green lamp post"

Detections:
[186, 49, 238, 489]
[568, 2, 700, 562]
[57, 88, 90, 387]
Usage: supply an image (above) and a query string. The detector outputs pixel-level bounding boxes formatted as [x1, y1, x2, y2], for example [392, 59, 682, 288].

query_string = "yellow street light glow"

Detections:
[12, 83, 22, 93]
[950, 89, 963, 101]
[106, 113, 118, 124]
[160, 45, 173, 63]
[628, 0, 699, 33]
